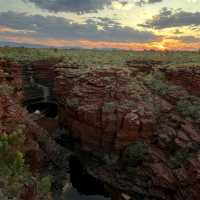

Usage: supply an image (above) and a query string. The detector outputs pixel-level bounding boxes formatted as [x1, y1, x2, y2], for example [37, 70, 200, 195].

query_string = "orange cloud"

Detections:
[0, 35, 200, 51]
[0, 26, 16, 33]
[0, 26, 35, 34]
[160, 39, 200, 51]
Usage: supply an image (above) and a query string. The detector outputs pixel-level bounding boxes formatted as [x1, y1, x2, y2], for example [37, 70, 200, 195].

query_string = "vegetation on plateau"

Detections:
[143, 71, 200, 121]
[0, 47, 199, 69]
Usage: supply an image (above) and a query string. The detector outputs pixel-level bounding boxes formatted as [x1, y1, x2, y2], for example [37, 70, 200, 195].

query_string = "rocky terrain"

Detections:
[0, 53, 200, 200]
[0, 60, 71, 200]
[55, 60, 200, 200]
[165, 68, 200, 97]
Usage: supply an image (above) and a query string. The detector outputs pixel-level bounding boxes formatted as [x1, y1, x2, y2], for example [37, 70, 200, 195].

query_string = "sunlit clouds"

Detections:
[0, 0, 199, 50]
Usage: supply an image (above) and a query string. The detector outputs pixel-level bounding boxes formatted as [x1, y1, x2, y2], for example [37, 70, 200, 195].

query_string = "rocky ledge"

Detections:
[1, 58, 199, 200]
[55, 64, 200, 200]
[165, 68, 200, 97]
[0, 60, 70, 200]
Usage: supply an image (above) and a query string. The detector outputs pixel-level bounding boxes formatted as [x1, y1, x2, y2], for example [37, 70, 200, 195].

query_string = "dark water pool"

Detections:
[64, 184, 111, 200]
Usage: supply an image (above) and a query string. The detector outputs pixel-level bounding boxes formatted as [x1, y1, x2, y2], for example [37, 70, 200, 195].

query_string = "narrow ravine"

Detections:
[30, 74, 49, 102]
[23, 64, 111, 200]
[36, 118, 111, 200]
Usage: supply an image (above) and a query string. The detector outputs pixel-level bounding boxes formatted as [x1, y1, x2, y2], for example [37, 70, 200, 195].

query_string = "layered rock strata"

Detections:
[55, 64, 200, 200]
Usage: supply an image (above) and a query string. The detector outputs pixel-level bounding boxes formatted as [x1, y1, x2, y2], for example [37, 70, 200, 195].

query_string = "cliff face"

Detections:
[0, 60, 50, 171]
[1, 58, 199, 200]
[56, 68, 157, 152]
[0, 60, 69, 200]
[0, 60, 23, 133]
[165, 68, 200, 97]
[55, 64, 200, 200]
[22, 59, 60, 102]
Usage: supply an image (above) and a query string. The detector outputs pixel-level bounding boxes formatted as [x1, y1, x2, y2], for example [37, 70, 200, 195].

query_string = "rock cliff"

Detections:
[1, 58, 199, 200]
[165, 68, 200, 97]
[55, 63, 200, 200]
[0, 60, 70, 200]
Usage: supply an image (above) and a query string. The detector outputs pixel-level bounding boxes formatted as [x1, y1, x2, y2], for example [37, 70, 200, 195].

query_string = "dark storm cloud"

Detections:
[135, 0, 163, 6]
[23, 0, 112, 13]
[140, 8, 200, 29]
[0, 11, 159, 43]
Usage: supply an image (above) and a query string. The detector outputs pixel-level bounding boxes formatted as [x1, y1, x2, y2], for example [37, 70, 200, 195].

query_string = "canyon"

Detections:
[0, 57, 200, 200]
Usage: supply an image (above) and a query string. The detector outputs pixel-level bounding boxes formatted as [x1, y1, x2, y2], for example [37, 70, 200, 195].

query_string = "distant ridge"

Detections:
[0, 41, 124, 50]
[0, 41, 50, 48]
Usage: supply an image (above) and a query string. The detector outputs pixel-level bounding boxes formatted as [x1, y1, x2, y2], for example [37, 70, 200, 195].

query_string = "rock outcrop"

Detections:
[165, 68, 200, 97]
[22, 59, 60, 102]
[0, 60, 70, 200]
[1, 58, 199, 200]
[56, 68, 158, 152]
[126, 58, 164, 73]
[55, 64, 200, 200]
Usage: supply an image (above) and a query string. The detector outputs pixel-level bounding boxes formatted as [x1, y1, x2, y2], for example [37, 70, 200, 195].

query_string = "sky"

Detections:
[0, 0, 200, 50]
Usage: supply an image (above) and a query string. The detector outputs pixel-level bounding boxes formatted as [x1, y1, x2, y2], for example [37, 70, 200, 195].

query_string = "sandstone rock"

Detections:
[181, 123, 200, 142]
[54, 63, 200, 200]
[166, 68, 200, 97]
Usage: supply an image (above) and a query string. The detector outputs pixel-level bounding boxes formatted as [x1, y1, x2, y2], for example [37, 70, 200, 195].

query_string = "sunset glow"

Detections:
[0, 0, 199, 50]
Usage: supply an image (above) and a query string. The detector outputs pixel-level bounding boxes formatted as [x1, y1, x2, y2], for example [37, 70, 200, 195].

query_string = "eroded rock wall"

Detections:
[22, 59, 60, 101]
[55, 64, 200, 200]
[56, 68, 158, 153]
[166, 69, 200, 97]
[0, 60, 70, 199]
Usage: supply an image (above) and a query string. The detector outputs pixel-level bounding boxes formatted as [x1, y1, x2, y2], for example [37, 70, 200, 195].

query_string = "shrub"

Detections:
[102, 101, 117, 112]
[38, 176, 52, 195]
[0, 125, 32, 199]
[0, 84, 14, 96]
[143, 72, 169, 95]
[168, 149, 191, 169]
[123, 142, 149, 167]
[66, 98, 80, 109]
[176, 99, 200, 120]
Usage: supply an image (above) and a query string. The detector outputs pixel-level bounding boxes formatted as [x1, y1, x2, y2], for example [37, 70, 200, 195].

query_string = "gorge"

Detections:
[0, 56, 199, 200]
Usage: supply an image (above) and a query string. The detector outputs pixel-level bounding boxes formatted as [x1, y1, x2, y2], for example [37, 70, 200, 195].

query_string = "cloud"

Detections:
[23, 0, 112, 13]
[170, 36, 200, 43]
[173, 29, 183, 34]
[140, 8, 200, 29]
[135, 0, 163, 6]
[0, 25, 36, 34]
[22, 0, 163, 12]
[0, 11, 159, 43]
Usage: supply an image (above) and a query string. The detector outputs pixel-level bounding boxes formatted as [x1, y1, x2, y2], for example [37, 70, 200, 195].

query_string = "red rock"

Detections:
[56, 68, 160, 153]
[166, 69, 200, 97]
[151, 163, 176, 185]
[181, 123, 200, 142]
[55, 63, 200, 200]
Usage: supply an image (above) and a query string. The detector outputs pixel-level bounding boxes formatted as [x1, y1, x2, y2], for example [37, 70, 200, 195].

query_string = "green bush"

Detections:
[143, 72, 169, 95]
[66, 98, 80, 109]
[123, 142, 149, 167]
[0, 125, 33, 199]
[102, 101, 117, 112]
[0, 124, 54, 199]
[38, 176, 52, 195]
[169, 149, 191, 169]
[176, 99, 200, 120]
[0, 84, 15, 96]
